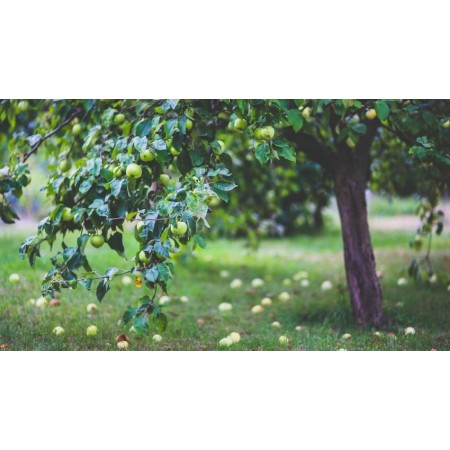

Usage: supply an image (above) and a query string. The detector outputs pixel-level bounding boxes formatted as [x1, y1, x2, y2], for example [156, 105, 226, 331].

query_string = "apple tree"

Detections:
[1, 99, 449, 330]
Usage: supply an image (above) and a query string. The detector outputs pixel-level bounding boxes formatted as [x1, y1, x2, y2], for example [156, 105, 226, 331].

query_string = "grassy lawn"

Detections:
[1, 227, 449, 351]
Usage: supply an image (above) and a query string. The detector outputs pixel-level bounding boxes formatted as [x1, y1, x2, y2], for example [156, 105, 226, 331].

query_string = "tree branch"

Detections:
[283, 128, 336, 172]
[22, 108, 82, 162]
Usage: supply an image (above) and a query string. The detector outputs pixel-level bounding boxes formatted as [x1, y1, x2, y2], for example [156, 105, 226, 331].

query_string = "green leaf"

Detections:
[211, 186, 229, 202]
[287, 109, 304, 132]
[79, 178, 94, 194]
[107, 232, 125, 257]
[123, 307, 138, 324]
[135, 119, 153, 137]
[213, 181, 237, 191]
[177, 151, 193, 175]
[134, 315, 150, 334]
[352, 123, 367, 134]
[375, 101, 390, 120]
[154, 312, 168, 333]
[145, 266, 159, 283]
[277, 144, 296, 162]
[96, 278, 110, 302]
[255, 143, 270, 165]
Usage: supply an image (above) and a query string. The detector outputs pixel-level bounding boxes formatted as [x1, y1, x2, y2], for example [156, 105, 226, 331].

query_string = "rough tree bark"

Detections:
[333, 158, 384, 326]
[286, 124, 385, 327]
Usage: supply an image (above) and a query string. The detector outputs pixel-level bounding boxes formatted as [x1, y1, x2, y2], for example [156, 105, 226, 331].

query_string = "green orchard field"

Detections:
[1, 226, 449, 351]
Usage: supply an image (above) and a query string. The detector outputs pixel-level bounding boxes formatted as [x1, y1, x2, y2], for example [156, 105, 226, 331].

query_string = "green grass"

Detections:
[367, 195, 419, 217]
[1, 228, 449, 351]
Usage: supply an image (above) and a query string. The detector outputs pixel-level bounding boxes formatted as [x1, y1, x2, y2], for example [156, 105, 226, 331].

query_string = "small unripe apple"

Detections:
[216, 140, 225, 154]
[282, 278, 292, 286]
[117, 340, 129, 350]
[139, 250, 150, 263]
[346, 137, 356, 149]
[62, 207, 74, 222]
[366, 109, 377, 120]
[295, 326, 305, 332]
[234, 118, 248, 130]
[18, 100, 29, 112]
[397, 277, 408, 286]
[321, 281, 333, 291]
[53, 326, 65, 335]
[140, 150, 155, 162]
[271, 321, 281, 328]
[442, 120, 450, 129]
[113, 166, 123, 177]
[300, 279, 310, 287]
[170, 146, 181, 156]
[114, 113, 125, 125]
[49, 299, 61, 307]
[404, 327, 415, 335]
[86, 325, 98, 336]
[279, 336, 289, 345]
[230, 278, 243, 289]
[185, 119, 193, 130]
[260, 126, 275, 140]
[179, 295, 189, 303]
[86, 303, 98, 313]
[36, 296, 48, 308]
[342, 333, 352, 340]
[278, 292, 290, 302]
[219, 270, 230, 278]
[126, 163, 142, 179]
[229, 332, 241, 343]
[159, 174, 170, 186]
[72, 123, 82, 135]
[218, 302, 233, 312]
[59, 160, 72, 172]
[251, 278, 264, 288]
[251, 305, 264, 314]
[302, 107, 312, 120]
[171, 221, 188, 236]
[90, 234, 104, 248]
[254, 128, 263, 140]
[261, 297, 272, 306]
[219, 337, 233, 347]
[159, 295, 170, 305]
[152, 334, 162, 342]
[9, 273, 20, 283]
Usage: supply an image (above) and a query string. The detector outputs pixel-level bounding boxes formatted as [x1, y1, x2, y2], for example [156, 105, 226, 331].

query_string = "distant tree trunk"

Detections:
[333, 160, 385, 327]
[312, 200, 324, 230]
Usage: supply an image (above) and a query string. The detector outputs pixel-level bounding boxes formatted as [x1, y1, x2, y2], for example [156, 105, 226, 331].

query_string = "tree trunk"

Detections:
[334, 163, 385, 327]
[312, 201, 324, 230]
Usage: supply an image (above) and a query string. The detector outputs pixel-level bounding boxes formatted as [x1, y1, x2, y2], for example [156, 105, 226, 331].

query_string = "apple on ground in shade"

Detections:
[49, 299, 61, 307]
[342, 333, 352, 340]
[282, 278, 292, 286]
[219, 337, 233, 347]
[86, 303, 98, 313]
[197, 318, 205, 326]
[321, 281, 333, 291]
[295, 326, 305, 332]
[404, 327, 415, 335]
[179, 296, 189, 303]
[218, 302, 233, 312]
[230, 278, 243, 289]
[159, 295, 170, 305]
[219, 270, 230, 278]
[117, 341, 129, 350]
[300, 279, 310, 287]
[153, 334, 162, 342]
[397, 277, 408, 286]
[251, 305, 264, 314]
[36, 297, 48, 308]
[229, 332, 241, 343]
[9, 273, 20, 283]
[279, 336, 289, 345]
[278, 292, 290, 302]
[86, 325, 98, 336]
[261, 297, 272, 306]
[271, 321, 281, 328]
[251, 278, 264, 288]
[53, 326, 64, 335]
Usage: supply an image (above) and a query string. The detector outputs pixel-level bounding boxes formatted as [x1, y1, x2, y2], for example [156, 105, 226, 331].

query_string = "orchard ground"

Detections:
[1, 215, 449, 351]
